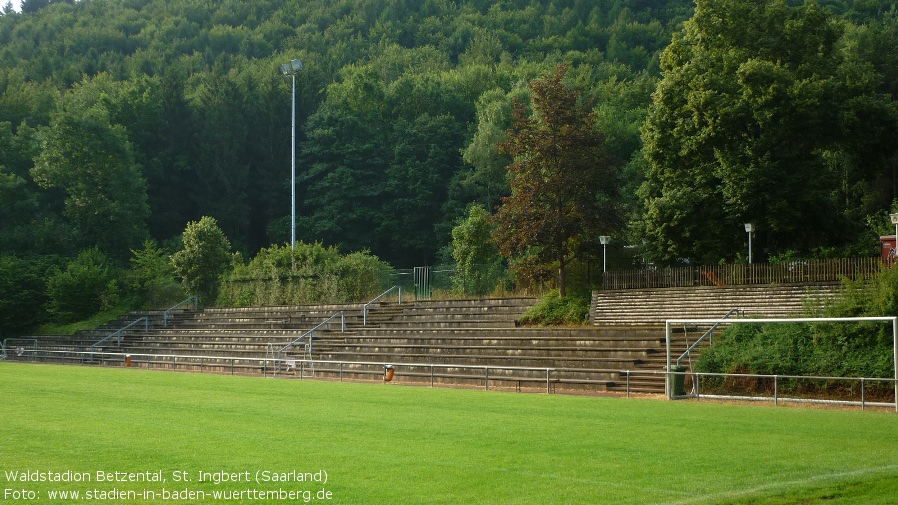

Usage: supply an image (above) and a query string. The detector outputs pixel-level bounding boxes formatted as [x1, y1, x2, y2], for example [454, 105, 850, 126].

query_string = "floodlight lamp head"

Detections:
[890, 213, 898, 225]
[599, 236, 611, 245]
[280, 59, 303, 76]
[744, 223, 754, 233]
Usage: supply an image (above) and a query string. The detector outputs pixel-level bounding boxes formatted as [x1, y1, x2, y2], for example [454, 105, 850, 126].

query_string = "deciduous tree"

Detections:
[170, 216, 232, 304]
[491, 63, 620, 296]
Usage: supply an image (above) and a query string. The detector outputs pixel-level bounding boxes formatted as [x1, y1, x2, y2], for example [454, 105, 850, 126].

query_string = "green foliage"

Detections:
[170, 216, 232, 304]
[35, 305, 133, 336]
[125, 240, 185, 309]
[31, 103, 150, 259]
[218, 242, 392, 306]
[491, 63, 622, 296]
[697, 267, 898, 381]
[638, 0, 898, 265]
[451, 205, 506, 295]
[518, 290, 591, 327]
[46, 248, 116, 323]
[0, 255, 56, 335]
[0, 0, 695, 268]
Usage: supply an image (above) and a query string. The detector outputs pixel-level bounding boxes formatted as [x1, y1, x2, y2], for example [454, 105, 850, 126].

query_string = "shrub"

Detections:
[697, 266, 898, 381]
[517, 290, 590, 326]
[46, 248, 116, 323]
[218, 242, 392, 306]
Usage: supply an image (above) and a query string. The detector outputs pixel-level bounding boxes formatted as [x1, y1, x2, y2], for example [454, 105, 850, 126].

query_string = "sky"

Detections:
[7, 0, 21, 12]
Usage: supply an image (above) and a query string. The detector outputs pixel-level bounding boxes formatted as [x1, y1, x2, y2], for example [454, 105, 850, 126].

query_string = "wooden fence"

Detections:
[602, 257, 886, 290]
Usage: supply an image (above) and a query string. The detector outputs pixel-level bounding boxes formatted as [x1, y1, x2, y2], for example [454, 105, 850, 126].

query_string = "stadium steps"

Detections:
[13, 285, 834, 394]
[592, 283, 840, 326]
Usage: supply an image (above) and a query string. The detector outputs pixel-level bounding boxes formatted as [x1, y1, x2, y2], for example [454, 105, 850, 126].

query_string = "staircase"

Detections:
[7, 283, 841, 395]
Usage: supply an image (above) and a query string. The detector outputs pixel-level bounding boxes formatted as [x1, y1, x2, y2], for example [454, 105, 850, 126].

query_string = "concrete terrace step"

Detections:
[591, 283, 841, 326]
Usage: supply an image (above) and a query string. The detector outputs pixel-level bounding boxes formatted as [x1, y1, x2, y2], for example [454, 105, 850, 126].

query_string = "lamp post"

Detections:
[891, 214, 898, 264]
[744, 223, 754, 264]
[599, 236, 611, 273]
[281, 58, 303, 249]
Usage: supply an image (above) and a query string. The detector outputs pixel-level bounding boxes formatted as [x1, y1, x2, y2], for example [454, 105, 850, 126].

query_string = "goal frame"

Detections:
[665, 316, 898, 411]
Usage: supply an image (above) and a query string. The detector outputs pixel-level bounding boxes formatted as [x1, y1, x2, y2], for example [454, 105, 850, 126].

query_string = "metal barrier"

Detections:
[88, 317, 149, 361]
[6, 348, 897, 412]
[278, 312, 345, 355]
[363, 286, 402, 325]
[163, 296, 199, 326]
[675, 308, 742, 367]
[674, 370, 898, 411]
[2, 338, 38, 362]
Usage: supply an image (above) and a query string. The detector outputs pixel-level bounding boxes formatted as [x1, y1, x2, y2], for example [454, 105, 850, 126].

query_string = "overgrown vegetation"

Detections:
[1, 0, 896, 335]
[517, 290, 591, 326]
[696, 266, 898, 392]
[218, 242, 392, 307]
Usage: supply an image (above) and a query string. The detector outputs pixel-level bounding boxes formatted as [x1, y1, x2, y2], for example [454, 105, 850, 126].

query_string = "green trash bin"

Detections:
[668, 365, 688, 397]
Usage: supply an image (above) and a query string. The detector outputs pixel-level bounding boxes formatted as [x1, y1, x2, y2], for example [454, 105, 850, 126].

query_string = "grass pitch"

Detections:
[1, 363, 897, 504]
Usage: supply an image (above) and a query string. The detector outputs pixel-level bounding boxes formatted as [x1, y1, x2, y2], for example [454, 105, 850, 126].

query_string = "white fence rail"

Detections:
[4, 349, 897, 412]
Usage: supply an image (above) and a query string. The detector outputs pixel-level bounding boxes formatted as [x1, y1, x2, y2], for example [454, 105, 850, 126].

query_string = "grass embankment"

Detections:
[1, 363, 897, 505]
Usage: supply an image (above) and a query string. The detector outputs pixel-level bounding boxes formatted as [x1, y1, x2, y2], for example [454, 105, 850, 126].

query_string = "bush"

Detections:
[171, 216, 232, 304]
[517, 290, 590, 326]
[218, 242, 392, 306]
[46, 248, 116, 323]
[0, 255, 58, 335]
[697, 266, 898, 381]
[125, 240, 185, 308]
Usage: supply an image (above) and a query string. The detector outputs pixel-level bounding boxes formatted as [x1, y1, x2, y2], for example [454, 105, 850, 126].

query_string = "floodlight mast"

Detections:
[281, 58, 303, 249]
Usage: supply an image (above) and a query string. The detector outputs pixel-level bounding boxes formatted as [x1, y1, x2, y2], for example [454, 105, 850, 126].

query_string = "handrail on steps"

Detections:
[676, 308, 742, 367]
[163, 296, 199, 326]
[363, 286, 402, 325]
[91, 317, 149, 351]
[278, 312, 345, 355]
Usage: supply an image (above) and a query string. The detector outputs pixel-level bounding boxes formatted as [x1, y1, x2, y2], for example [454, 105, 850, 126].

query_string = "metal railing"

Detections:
[363, 286, 402, 325]
[675, 308, 742, 367]
[8, 348, 898, 412]
[90, 317, 149, 354]
[672, 370, 898, 411]
[163, 296, 199, 326]
[278, 312, 345, 355]
[604, 257, 883, 290]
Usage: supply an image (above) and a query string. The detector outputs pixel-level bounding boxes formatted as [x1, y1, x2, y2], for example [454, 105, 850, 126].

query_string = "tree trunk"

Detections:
[558, 257, 567, 297]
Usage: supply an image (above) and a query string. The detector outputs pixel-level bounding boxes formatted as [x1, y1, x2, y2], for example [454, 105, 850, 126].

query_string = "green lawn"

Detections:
[1, 363, 897, 504]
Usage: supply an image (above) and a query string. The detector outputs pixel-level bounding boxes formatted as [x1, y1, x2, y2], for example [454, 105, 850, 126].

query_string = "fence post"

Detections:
[861, 378, 865, 411]
[774, 375, 778, 406]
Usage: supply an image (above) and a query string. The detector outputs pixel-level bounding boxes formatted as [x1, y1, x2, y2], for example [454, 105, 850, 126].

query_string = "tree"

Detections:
[46, 248, 116, 323]
[638, 0, 892, 264]
[491, 63, 620, 296]
[170, 216, 232, 304]
[451, 205, 504, 295]
[126, 240, 185, 308]
[31, 105, 150, 259]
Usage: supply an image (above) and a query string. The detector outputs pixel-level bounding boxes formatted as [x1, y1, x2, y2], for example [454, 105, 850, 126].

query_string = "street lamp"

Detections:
[744, 223, 754, 264]
[281, 58, 303, 249]
[891, 214, 898, 262]
[599, 236, 611, 273]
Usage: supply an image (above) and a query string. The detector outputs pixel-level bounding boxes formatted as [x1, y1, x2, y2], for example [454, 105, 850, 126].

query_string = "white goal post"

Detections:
[665, 316, 898, 411]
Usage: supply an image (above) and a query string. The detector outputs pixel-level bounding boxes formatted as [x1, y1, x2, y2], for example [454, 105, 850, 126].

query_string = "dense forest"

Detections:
[0, 0, 896, 333]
